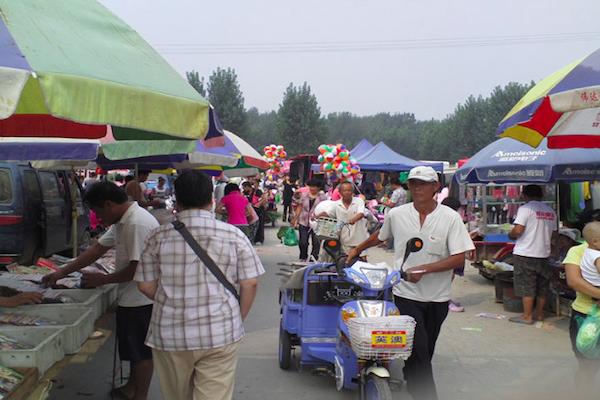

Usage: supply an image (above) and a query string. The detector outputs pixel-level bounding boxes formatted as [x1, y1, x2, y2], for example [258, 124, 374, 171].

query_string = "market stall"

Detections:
[0, 0, 215, 396]
[0, 254, 117, 398]
[456, 137, 600, 313]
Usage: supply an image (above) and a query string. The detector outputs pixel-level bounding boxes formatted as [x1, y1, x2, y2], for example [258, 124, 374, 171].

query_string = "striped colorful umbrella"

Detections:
[174, 130, 269, 177]
[0, 0, 209, 141]
[98, 109, 235, 169]
[98, 131, 265, 174]
[498, 49, 600, 149]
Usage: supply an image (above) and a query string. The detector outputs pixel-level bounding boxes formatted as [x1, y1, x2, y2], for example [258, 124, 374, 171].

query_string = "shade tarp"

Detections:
[456, 137, 600, 183]
[0, 0, 209, 140]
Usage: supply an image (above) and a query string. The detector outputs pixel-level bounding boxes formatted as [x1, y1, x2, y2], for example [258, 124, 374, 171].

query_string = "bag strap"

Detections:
[171, 220, 240, 304]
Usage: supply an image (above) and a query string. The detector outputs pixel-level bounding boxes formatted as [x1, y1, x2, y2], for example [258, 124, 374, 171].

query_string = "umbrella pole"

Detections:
[135, 163, 139, 179]
[71, 171, 79, 258]
[556, 183, 561, 226]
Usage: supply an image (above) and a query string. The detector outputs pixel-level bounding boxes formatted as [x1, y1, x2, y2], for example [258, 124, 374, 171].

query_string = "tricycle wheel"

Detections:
[278, 322, 292, 370]
[364, 375, 392, 400]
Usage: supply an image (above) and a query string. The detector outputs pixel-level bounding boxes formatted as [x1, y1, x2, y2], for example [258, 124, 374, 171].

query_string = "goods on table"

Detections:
[0, 288, 19, 299]
[481, 260, 514, 272]
[48, 255, 73, 264]
[0, 313, 56, 327]
[5, 265, 55, 275]
[0, 335, 29, 351]
[0, 365, 24, 399]
[0, 285, 75, 305]
[41, 291, 76, 305]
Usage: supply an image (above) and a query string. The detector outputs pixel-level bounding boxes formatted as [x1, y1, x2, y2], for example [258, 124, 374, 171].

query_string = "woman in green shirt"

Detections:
[564, 210, 600, 391]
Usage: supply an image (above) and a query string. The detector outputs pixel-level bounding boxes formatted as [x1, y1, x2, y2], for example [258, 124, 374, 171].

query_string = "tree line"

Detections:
[187, 68, 533, 162]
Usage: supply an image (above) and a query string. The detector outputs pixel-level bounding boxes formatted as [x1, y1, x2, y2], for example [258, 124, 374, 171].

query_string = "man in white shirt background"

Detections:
[43, 181, 159, 400]
[323, 181, 370, 257]
[509, 185, 557, 325]
[349, 166, 474, 400]
[214, 173, 228, 206]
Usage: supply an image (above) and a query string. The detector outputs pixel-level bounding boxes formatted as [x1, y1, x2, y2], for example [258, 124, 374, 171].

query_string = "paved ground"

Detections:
[47, 223, 592, 400]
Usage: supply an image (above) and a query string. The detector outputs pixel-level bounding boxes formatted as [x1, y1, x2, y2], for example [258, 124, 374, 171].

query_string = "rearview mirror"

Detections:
[399, 237, 424, 279]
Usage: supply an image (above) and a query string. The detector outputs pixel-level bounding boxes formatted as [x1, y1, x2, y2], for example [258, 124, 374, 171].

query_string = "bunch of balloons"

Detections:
[317, 143, 360, 181]
[263, 144, 287, 181]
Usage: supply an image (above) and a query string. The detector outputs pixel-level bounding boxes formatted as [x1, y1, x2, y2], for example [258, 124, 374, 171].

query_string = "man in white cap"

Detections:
[348, 166, 474, 400]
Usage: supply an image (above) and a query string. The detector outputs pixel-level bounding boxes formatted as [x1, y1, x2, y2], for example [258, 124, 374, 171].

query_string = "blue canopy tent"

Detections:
[311, 141, 443, 173]
[456, 137, 600, 184]
[351, 139, 374, 159]
[356, 142, 443, 172]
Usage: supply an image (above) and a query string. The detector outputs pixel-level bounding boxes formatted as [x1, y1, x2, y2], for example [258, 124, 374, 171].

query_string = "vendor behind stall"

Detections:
[508, 185, 557, 325]
[42, 181, 159, 400]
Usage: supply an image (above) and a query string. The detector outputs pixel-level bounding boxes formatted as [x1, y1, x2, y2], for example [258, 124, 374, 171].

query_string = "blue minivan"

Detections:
[0, 162, 89, 265]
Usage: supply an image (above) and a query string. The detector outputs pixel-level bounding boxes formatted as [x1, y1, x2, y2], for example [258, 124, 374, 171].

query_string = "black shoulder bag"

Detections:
[171, 220, 240, 304]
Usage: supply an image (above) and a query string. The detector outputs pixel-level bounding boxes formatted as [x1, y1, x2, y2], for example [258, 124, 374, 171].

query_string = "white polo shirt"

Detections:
[379, 203, 474, 302]
[98, 202, 159, 307]
[332, 197, 370, 248]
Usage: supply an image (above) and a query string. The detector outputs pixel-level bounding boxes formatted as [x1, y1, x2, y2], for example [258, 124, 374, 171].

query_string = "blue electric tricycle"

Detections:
[279, 238, 422, 399]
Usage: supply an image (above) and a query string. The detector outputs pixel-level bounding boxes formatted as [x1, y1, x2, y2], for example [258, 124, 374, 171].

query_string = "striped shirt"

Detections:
[135, 209, 265, 351]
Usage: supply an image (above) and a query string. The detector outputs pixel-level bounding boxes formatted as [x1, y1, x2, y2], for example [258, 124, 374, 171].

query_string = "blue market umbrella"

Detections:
[456, 137, 600, 184]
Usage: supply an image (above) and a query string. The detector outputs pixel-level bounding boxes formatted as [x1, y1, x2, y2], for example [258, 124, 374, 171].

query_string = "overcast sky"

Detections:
[100, 0, 600, 120]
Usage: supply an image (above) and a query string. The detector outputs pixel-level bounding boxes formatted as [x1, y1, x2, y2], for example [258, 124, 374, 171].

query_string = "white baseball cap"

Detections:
[408, 166, 439, 182]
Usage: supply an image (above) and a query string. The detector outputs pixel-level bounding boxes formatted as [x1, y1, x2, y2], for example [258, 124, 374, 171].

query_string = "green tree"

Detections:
[207, 67, 247, 134]
[242, 80, 534, 161]
[185, 70, 206, 97]
[277, 82, 327, 155]
[245, 107, 278, 150]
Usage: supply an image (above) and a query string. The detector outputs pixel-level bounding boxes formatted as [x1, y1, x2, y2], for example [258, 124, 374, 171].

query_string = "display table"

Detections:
[5, 368, 38, 400]
[468, 241, 514, 271]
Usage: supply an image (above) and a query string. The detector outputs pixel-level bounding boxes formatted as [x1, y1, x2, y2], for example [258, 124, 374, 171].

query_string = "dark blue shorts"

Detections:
[116, 304, 153, 362]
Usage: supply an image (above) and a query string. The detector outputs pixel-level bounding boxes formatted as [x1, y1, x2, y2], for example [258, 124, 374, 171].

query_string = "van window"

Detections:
[67, 172, 82, 201]
[56, 172, 67, 199]
[0, 169, 11, 203]
[22, 171, 41, 201]
[38, 172, 61, 199]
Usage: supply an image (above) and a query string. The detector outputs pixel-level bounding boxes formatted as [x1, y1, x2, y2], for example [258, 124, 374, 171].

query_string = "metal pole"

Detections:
[71, 170, 78, 258]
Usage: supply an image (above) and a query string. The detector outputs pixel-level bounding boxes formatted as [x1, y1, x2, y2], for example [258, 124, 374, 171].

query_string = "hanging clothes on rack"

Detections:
[591, 182, 600, 210]
[568, 182, 585, 222]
